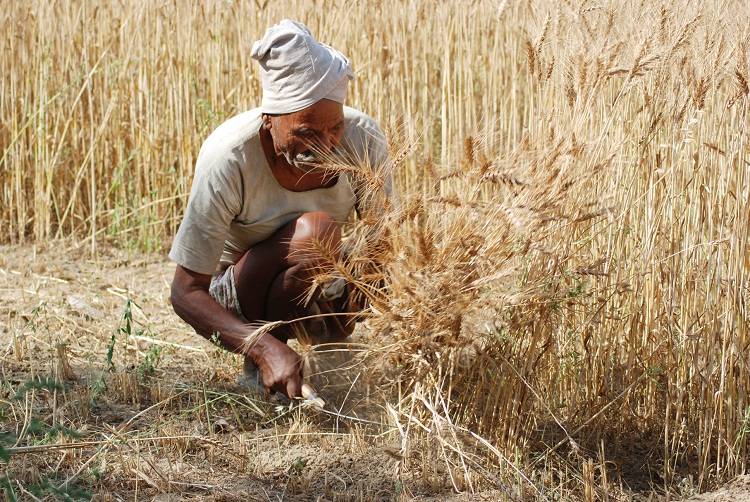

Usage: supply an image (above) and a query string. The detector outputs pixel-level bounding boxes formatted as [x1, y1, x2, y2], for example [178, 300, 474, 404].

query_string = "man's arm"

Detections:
[170, 265, 303, 398]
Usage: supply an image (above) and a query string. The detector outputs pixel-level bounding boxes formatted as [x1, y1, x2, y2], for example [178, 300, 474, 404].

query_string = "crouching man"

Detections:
[169, 20, 391, 398]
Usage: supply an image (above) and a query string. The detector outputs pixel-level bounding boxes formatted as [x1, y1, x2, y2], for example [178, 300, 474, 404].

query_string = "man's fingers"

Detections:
[286, 374, 303, 399]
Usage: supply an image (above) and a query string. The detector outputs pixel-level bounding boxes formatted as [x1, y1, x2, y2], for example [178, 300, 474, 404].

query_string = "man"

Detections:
[169, 20, 390, 399]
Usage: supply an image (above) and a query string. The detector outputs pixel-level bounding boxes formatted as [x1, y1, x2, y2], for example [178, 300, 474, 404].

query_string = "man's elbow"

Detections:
[170, 265, 212, 321]
[169, 275, 192, 321]
[169, 281, 183, 315]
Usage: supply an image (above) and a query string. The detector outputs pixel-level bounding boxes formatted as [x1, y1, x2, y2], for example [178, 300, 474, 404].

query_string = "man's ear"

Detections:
[261, 114, 272, 130]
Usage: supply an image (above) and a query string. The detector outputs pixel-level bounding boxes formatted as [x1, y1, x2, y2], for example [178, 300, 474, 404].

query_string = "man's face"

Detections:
[263, 99, 345, 172]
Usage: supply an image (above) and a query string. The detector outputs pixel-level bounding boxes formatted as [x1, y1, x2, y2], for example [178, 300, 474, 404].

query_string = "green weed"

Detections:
[13, 377, 62, 400]
[136, 344, 162, 380]
[0, 433, 15, 462]
[0, 476, 16, 502]
[28, 477, 91, 501]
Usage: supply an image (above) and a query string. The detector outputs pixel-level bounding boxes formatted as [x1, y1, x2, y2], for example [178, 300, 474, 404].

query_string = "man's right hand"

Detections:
[171, 265, 305, 400]
[253, 336, 303, 398]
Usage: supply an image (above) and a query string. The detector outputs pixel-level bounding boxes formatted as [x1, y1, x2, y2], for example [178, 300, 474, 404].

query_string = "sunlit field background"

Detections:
[1, 0, 749, 499]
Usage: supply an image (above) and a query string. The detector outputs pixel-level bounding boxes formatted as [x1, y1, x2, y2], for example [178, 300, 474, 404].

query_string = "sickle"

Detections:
[301, 383, 325, 408]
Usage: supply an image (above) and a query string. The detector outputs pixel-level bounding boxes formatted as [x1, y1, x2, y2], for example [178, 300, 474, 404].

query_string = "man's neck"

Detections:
[258, 124, 338, 192]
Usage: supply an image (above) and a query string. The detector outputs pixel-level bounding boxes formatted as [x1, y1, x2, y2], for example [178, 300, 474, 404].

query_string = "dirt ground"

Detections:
[1, 242, 748, 501]
[682, 476, 750, 502]
[0, 242, 513, 501]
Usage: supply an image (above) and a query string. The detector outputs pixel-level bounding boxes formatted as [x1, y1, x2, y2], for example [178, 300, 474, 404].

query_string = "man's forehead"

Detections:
[281, 102, 344, 125]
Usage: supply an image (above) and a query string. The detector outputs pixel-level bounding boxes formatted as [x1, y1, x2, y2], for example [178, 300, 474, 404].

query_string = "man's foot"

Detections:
[300, 301, 329, 344]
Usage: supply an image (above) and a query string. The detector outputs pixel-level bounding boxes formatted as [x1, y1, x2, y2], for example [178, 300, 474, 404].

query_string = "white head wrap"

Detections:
[251, 20, 354, 114]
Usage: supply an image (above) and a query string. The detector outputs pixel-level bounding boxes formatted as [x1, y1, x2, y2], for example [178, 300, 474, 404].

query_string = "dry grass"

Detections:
[0, 245, 413, 500]
[2, 0, 750, 500]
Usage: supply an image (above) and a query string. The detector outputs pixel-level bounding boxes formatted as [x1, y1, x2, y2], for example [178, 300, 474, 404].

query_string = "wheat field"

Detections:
[1, 0, 749, 500]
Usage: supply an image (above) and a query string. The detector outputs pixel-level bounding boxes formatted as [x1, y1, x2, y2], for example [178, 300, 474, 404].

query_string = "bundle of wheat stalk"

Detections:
[304, 128, 616, 496]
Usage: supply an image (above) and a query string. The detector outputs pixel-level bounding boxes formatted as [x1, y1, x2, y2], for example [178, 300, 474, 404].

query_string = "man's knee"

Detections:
[290, 212, 342, 259]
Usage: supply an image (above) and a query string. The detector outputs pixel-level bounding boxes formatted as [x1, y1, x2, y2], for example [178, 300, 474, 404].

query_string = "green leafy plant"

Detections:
[28, 477, 91, 501]
[0, 432, 15, 462]
[136, 344, 162, 380]
[13, 377, 62, 400]
[0, 476, 17, 502]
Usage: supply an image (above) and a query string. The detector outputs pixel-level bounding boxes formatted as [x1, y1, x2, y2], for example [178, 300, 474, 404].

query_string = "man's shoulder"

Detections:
[343, 106, 383, 136]
[342, 106, 386, 160]
[198, 108, 263, 161]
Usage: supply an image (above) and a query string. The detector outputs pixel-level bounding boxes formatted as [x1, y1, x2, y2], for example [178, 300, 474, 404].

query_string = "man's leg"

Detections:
[232, 211, 342, 338]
